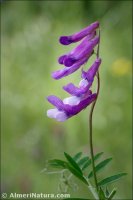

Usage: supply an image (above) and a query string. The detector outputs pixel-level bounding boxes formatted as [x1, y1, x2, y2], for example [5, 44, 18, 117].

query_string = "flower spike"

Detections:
[47, 21, 101, 121]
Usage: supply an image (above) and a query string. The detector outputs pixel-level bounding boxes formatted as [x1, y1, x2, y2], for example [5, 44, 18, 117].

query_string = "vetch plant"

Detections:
[45, 22, 127, 200]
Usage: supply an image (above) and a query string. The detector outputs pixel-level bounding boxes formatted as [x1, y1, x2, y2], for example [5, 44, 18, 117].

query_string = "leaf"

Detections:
[81, 152, 104, 171]
[98, 187, 106, 199]
[77, 156, 90, 166]
[105, 186, 110, 197]
[65, 162, 88, 185]
[64, 153, 88, 185]
[64, 152, 83, 174]
[94, 152, 104, 160]
[73, 152, 82, 161]
[82, 159, 91, 170]
[108, 188, 117, 199]
[47, 159, 67, 169]
[98, 173, 127, 186]
[48, 157, 88, 185]
[88, 158, 112, 178]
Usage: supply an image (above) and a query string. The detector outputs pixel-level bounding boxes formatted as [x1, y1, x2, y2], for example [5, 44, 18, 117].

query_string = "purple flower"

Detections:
[58, 32, 96, 65]
[63, 58, 101, 96]
[59, 21, 99, 45]
[47, 21, 101, 122]
[52, 55, 89, 80]
[59, 35, 99, 67]
[47, 93, 97, 121]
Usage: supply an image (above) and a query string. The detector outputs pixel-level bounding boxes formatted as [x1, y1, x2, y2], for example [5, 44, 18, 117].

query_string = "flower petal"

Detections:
[65, 93, 97, 116]
[47, 95, 65, 110]
[79, 79, 88, 88]
[70, 32, 96, 55]
[47, 108, 59, 118]
[55, 111, 68, 121]
[47, 93, 96, 119]
[82, 58, 101, 83]
[58, 33, 95, 67]
[52, 56, 89, 80]
[58, 55, 67, 64]
[47, 108, 68, 122]
[59, 21, 99, 45]
[64, 36, 99, 67]
[63, 83, 89, 96]
[63, 96, 81, 105]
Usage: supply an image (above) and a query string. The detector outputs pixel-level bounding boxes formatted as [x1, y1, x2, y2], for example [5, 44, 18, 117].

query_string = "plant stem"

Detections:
[88, 28, 101, 197]
[89, 71, 100, 195]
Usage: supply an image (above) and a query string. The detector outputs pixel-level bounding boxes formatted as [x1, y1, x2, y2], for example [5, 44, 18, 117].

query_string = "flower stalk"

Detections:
[89, 28, 101, 196]
[89, 71, 100, 194]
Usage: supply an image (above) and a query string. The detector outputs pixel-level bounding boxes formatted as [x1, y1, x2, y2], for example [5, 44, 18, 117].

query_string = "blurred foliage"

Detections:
[1, 0, 132, 199]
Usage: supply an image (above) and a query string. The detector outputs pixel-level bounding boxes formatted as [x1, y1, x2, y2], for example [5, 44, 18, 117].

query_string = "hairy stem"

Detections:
[89, 71, 100, 195]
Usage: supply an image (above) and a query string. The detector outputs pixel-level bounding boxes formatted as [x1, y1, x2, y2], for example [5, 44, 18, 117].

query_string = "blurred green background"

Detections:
[1, 0, 132, 199]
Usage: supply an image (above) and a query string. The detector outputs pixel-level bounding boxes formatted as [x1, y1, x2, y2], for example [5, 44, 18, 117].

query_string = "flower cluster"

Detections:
[47, 22, 101, 122]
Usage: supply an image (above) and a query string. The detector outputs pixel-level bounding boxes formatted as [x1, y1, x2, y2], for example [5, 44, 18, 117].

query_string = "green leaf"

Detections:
[94, 152, 104, 160]
[98, 187, 106, 200]
[48, 158, 88, 185]
[47, 159, 67, 169]
[81, 152, 104, 171]
[73, 152, 82, 161]
[98, 173, 127, 186]
[88, 158, 112, 178]
[65, 162, 88, 185]
[77, 156, 90, 166]
[64, 152, 83, 174]
[105, 186, 110, 197]
[108, 188, 117, 199]
[81, 159, 91, 170]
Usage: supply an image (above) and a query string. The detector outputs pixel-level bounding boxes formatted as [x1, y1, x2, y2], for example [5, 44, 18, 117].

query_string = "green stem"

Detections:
[89, 71, 100, 195]
[88, 28, 101, 197]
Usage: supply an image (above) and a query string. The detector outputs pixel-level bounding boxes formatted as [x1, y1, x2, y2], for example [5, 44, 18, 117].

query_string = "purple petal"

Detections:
[47, 95, 74, 115]
[63, 83, 89, 96]
[47, 95, 65, 110]
[65, 93, 97, 116]
[58, 55, 67, 64]
[59, 36, 72, 45]
[63, 57, 76, 67]
[70, 32, 96, 55]
[52, 56, 89, 80]
[59, 33, 95, 67]
[64, 36, 99, 67]
[59, 21, 99, 45]
[47, 93, 96, 119]
[82, 58, 101, 82]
